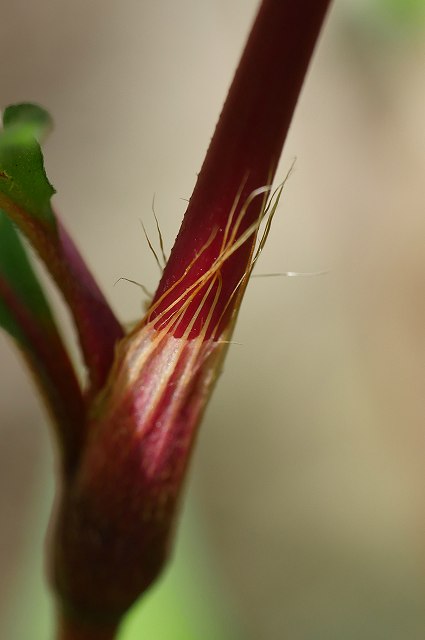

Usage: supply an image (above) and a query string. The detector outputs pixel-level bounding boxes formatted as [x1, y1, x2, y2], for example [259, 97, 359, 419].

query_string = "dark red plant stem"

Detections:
[0, 196, 124, 394]
[0, 276, 84, 471]
[57, 615, 118, 640]
[51, 1, 333, 635]
[56, 219, 124, 394]
[151, 0, 331, 338]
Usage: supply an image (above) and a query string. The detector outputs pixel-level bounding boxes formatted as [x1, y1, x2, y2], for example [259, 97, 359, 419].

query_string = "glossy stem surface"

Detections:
[152, 0, 332, 338]
[57, 615, 118, 640]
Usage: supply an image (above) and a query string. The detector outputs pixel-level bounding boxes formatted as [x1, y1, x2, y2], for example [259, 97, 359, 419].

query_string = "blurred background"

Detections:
[1, 0, 425, 638]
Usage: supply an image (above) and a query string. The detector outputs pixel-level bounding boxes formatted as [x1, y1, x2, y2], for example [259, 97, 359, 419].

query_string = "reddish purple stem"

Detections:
[52, 0, 333, 634]
[0, 275, 84, 470]
[56, 219, 124, 393]
[152, 0, 331, 338]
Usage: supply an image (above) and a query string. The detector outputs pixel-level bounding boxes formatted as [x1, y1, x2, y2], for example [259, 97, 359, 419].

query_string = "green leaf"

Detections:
[376, 0, 425, 23]
[0, 102, 123, 393]
[0, 211, 54, 342]
[0, 104, 55, 226]
[2, 103, 53, 141]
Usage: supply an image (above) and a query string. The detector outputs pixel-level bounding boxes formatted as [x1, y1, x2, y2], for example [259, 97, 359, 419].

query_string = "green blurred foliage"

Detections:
[121, 506, 242, 640]
[345, 0, 425, 39]
[376, 0, 425, 23]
